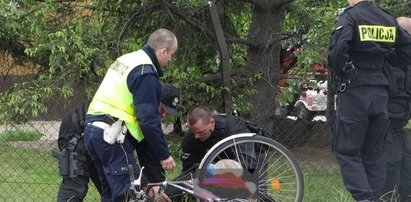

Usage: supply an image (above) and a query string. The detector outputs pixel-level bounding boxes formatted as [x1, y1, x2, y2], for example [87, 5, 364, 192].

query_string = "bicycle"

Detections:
[128, 133, 304, 202]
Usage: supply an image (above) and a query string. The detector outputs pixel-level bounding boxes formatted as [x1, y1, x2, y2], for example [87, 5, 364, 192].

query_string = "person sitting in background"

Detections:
[166, 105, 269, 201]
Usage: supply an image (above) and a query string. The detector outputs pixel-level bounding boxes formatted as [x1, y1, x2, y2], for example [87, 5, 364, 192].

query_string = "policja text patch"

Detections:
[358, 25, 396, 42]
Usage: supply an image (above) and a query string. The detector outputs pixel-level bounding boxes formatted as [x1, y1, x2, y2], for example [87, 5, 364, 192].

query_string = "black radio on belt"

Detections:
[342, 61, 357, 80]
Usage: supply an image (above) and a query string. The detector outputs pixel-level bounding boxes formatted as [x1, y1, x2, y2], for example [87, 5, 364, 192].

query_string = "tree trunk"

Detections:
[244, 0, 286, 134]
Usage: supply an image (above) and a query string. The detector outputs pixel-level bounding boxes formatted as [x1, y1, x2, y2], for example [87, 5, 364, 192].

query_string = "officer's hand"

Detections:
[149, 186, 171, 202]
[160, 156, 176, 171]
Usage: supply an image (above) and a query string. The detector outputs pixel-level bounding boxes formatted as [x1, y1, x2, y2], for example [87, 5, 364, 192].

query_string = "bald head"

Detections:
[397, 17, 411, 35]
[347, 0, 373, 6]
[147, 28, 177, 51]
[187, 106, 213, 125]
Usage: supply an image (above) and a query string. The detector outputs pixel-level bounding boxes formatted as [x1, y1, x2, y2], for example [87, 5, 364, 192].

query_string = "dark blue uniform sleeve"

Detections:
[327, 13, 355, 74]
[127, 68, 170, 161]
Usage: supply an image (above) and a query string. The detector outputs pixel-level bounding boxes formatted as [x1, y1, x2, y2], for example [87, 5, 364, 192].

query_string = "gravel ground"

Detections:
[1, 121, 175, 151]
[0, 120, 61, 140]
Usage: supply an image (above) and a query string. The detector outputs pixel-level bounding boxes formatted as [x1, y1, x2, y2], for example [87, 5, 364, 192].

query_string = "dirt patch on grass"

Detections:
[7, 140, 57, 151]
[292, 146, 339, 169]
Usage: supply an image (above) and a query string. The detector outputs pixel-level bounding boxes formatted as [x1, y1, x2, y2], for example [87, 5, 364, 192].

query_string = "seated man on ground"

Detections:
[166, 105, 269, 200]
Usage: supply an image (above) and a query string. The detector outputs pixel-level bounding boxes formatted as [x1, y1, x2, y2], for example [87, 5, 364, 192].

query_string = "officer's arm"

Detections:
[327, 14, 355, 74]
[181, 133, 201, 172]
[127, 69, 171, 161]
[386, 27, 411, 67]
[57, 115, 77, 150]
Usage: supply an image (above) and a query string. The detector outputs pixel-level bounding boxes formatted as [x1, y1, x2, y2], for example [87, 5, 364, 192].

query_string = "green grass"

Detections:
[0, 135, 182, 201]
[166, 141, 184, 179]
[0, 129, 100, 201]
[0, 143, 63, 201]
[0, 130, 42, 142]
[0, 132, 355, 202]
[406, 120, 411, 129]
[302, 167, 354, 202]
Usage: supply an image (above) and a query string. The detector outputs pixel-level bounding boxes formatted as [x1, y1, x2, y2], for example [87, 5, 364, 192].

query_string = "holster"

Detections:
[53, 147, 89, 177]
[53, 149, 69, 176]
[53, 136, 89, 177]
[69, 151, 89, 177]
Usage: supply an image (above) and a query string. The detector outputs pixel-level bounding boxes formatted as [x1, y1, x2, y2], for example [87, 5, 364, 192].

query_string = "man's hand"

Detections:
[149, 186, 171, 202]
[160, 156, 176, 171]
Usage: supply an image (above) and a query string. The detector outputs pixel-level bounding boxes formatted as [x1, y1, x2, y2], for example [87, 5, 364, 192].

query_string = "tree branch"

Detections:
[160, 0, 177, 23]
[161, 0, 260, 48]
[274, 0, 294, 8]
[116, 3, 160, 56]
[162, 0, 215, 38]
[240, 0, 255, 4]
[200, 68, 245, 82]
[226, 36, 258, 47]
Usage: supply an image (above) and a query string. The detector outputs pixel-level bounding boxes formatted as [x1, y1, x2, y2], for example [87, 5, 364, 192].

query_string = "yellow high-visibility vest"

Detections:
[88, 50, 157, 141]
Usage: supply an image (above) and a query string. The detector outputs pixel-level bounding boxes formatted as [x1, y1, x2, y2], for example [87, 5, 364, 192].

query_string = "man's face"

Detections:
[158, 104, 168, 118]
[189, 117, 215, 141]
[156, 38, 178, 68]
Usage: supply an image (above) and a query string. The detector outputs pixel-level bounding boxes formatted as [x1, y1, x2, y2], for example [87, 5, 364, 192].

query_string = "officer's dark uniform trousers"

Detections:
[383, 65, 411, 201]
[84, 124, 139, 202]
[326, 1, 411, 200]
[334, 83, 388, 200]
[385, 128, 411, 201]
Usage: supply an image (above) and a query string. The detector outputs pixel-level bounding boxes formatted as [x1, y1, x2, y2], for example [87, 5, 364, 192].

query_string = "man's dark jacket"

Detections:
[180, 114, 251, 172]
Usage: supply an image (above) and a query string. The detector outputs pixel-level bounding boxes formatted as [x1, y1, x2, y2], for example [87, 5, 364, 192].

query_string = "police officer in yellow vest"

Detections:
[84, 28, 178, 202]
[327, 0, 411, 201]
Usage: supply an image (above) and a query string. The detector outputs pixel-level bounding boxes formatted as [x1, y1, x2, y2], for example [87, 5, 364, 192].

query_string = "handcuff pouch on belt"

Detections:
[334, 61, 358, 92]
[52, 134, 89, 178]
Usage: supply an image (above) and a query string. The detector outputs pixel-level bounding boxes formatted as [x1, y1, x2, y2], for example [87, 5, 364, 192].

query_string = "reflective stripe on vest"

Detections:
[88, 50, 157, 141]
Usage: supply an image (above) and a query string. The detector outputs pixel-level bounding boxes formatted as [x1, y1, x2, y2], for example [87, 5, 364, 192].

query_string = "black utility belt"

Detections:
[351, 55, 385, 63]
[101, 114, 118, 125]
[353, 63, 385, 70]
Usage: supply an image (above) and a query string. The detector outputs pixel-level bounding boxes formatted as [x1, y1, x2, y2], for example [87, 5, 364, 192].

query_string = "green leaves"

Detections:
[2, 0, 410, 123]
[0, 0, 113, 122]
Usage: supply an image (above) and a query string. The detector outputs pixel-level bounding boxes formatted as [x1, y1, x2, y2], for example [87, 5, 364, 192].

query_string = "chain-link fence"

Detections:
[0, 74, 352, 202]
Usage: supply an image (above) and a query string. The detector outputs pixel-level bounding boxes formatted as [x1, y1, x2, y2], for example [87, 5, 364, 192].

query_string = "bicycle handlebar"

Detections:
[127, 165, 221, 202]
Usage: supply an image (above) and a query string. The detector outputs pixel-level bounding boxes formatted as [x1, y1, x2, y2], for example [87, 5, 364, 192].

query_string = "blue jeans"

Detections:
[84, 124, 139, 202]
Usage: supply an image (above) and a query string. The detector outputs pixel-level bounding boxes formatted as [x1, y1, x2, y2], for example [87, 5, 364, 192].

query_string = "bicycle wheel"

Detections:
[197, 133, 304, 202]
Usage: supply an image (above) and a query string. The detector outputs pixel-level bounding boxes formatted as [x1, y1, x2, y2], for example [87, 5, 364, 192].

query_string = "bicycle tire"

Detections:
[197, 133, 304, 202]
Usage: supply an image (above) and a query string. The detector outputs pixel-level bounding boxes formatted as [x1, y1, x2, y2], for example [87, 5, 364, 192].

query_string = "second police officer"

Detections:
[327, 0, 411, 201]
[383, 16, 411, 202]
